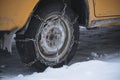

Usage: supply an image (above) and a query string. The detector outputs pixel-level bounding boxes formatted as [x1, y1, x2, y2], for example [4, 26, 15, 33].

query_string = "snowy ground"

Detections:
[2, 55, 120, 80]
[0, 26, 120, 80]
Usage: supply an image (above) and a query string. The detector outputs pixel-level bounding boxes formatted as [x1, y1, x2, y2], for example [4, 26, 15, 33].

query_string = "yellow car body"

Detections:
[88, 0, 120, 28]
[0, 0, 38, 30]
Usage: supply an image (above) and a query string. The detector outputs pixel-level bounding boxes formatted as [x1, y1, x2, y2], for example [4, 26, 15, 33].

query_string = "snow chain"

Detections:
[23, 2, 80, 67]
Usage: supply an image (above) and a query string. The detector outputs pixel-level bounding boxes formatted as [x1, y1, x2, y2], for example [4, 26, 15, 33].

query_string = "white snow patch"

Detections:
[79, 26, 87, 31]
[0, 65, 6, 68]
[2, 57, 120, 80]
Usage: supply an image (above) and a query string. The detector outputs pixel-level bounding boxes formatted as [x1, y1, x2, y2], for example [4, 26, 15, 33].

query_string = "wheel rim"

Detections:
[36, 14, 71, 62]
[40, 18, 66, 54]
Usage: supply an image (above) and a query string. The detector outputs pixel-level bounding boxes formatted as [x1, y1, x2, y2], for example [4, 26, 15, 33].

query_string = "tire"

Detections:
[16, 1, 79, 71]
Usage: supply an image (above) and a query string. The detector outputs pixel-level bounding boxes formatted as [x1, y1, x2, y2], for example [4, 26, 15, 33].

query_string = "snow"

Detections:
[2, 56, 120, 80]
[79, 26, 87, 31]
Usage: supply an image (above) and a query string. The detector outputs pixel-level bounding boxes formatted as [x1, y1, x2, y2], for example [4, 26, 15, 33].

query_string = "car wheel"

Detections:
[16, 1, 79, 71]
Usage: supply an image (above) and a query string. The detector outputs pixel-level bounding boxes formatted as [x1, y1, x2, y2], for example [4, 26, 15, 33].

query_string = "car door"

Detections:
[93, 0, 120, 17]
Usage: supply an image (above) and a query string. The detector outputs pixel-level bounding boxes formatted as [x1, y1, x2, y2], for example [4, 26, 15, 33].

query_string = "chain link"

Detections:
[16, 38, 36, 42]
[34, 15, 44, 22]
[24, 59, 38, 66]
[61, 3, 67, 17]
[72, 15, 79, 25]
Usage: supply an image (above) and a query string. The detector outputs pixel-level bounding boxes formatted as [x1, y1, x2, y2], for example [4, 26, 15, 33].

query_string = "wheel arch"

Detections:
[70, 0, 89, 26]
[39, 0, 89, 26]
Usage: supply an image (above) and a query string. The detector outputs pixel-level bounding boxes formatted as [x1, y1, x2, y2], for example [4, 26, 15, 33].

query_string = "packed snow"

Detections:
[2, 56, 120, 80]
